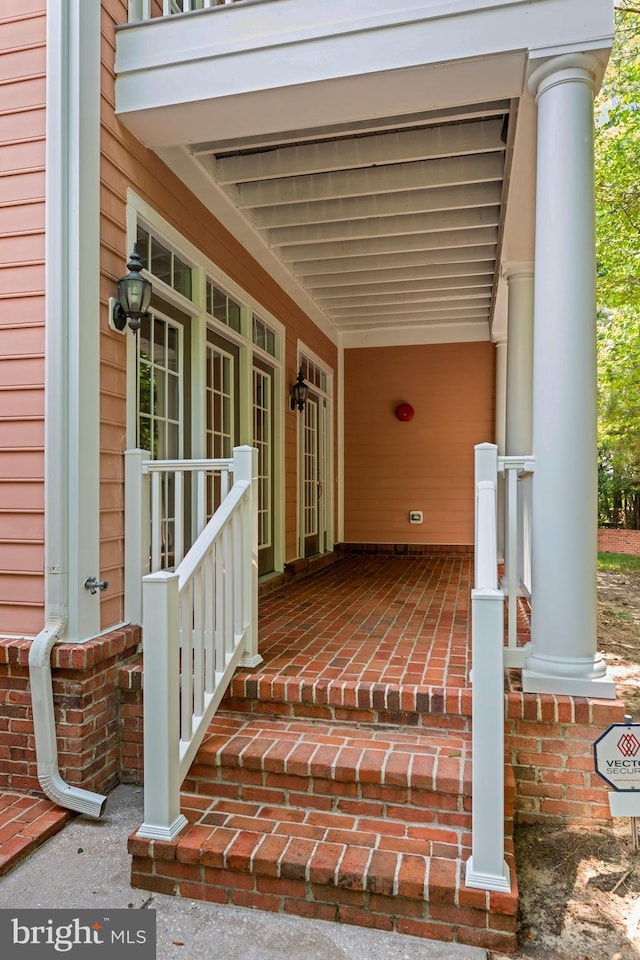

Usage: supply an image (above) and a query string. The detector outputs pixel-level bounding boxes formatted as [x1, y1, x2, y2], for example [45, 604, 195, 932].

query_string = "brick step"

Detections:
[222, 674, 472, 731]
[129, 801, 518, 953]
[183, 713, 483, 834]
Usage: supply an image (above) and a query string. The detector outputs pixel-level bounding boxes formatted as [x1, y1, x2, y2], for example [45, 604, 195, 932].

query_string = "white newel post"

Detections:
[234, 446, 262, 668]
[137, 570, 188, 840]
[523, 55, 614, 697]
[467, 444, 511, 893]
[124, 449, 151, 626]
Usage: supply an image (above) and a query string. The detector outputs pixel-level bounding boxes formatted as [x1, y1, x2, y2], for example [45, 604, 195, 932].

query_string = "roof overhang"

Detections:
[114, 0, 614, 347]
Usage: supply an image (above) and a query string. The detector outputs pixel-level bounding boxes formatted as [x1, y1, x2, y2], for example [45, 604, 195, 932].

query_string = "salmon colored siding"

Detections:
[99, 3, 337, 626]
[343, 343, 495, 545]
[0, 1, 47, 636]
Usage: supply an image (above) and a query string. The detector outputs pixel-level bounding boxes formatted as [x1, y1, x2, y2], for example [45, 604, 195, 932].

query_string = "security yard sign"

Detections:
[594, 722, 640, 791]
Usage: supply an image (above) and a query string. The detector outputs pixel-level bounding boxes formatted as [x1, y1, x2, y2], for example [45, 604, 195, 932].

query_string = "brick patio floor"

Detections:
[256, 555, 475, 689]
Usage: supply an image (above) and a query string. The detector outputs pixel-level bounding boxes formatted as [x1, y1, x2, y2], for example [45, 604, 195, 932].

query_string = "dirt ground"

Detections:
[495, 567, 640, 960]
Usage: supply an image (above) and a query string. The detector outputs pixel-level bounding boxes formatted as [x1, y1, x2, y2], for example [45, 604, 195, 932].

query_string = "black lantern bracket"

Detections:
[109, 246, 152, 334]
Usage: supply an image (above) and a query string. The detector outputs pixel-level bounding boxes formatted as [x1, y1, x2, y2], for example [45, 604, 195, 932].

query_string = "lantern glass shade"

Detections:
[117, 247, 152, 328]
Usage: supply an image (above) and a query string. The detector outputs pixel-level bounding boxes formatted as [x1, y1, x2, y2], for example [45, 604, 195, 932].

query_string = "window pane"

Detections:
[228, 298, 241, 332]
[167, 325, 179, 373]
[153, 318, 166, 366]
[136, 226, 150, 269]
[212, 287, 226, 324]
[167, 372, 179, 421]
[151, 237, 172, 287]
[265, 329, 275, 357]
[174, 256, 192, 299]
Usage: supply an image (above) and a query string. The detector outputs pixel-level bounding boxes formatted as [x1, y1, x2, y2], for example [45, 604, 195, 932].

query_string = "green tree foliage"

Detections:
[595, 4, 640, 311]
[598, 307, 640, 526]
[596, 5, 640, 527]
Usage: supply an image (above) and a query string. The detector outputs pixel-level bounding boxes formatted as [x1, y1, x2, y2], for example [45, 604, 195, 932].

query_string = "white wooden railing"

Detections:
[466, 442, 535, 893]
[136, 445, 261, 841]
[499, 453, 535, 666]
[124, 451, 234, 625]
[128, 0, 243, 21]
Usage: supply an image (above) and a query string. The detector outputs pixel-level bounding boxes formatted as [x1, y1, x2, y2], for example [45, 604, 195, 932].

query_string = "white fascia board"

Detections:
[155, 147, 339, 346]
[118, 55, 524, 148]
[341, 321, 491, 349]
[115, 0, 613, 146]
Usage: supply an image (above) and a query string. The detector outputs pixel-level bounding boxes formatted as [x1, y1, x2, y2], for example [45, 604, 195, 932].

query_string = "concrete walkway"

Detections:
[0, 785, 486, 960]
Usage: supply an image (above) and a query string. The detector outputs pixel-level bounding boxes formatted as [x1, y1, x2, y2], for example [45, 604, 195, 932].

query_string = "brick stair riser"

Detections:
[129, 832, 517, 954]
[222, 696, 471, 731]
[184, 767, 474, 834]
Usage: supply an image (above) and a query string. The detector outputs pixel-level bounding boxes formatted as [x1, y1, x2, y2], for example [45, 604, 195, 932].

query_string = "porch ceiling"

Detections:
[188, 102, 510, 340]
[115, 0, 614, 346]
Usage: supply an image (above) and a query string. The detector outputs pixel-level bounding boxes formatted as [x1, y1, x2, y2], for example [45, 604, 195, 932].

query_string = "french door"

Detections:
[253, 360, 275, 575]
[300, 389, 329, 558]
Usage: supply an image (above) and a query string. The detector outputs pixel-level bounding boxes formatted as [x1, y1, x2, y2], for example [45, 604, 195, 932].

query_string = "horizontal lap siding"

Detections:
[0, 3, 46, 636]
[99, 2, 337, 626]
[343, 342, 495, 545]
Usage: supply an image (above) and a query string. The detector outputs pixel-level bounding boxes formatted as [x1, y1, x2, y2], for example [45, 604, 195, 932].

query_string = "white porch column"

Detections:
[495, 339, 507, 457]
[504, 265, 534, 457]
[523, 55, 614, 697]
[494, 338, 507, 560]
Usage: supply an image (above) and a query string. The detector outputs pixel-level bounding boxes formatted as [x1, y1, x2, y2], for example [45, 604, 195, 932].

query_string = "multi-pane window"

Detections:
[206, 342, 234, 460]
[136, 224, 192, 300]
[303, 398, 319, 539]
[253, 368, 272, 548]
[206, 281, 242, 333]
[205, 339, 235, 516]
[300, 357, 329, 394]
[138, 313, 181, 459]
[252, 315, 277, 358]
[138, 312, 182, 566]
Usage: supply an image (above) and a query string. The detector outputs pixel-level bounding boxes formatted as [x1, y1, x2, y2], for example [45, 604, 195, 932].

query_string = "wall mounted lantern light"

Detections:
[109, 246, 152, 333]
[290, 368, 309, 412]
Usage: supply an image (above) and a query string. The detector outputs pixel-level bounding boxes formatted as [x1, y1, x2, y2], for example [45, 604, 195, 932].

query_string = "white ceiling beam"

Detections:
[303, 261, 497, 289]
[328, 297, 492, 318]
[251, 181, 503, 230]
[215, 119, 505, 184]
[284, 230, 499, 266]
[234, 152, 505, 208]
[294, 246, 498, 279]
[324, 289, 493, 311]
[340, 310, 489, 331]
[269, 206, 500, 248]
[315, 275, 494, 302]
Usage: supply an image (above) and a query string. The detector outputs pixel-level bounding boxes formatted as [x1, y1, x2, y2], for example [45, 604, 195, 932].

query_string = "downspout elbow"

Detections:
[29, 617, 107, 819]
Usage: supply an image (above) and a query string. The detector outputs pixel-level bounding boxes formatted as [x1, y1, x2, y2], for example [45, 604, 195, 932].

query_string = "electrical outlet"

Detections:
[409, 511, 423, 524]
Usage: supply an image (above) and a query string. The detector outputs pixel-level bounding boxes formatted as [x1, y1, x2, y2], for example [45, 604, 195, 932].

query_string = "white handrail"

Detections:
[137, 446, 261, 841]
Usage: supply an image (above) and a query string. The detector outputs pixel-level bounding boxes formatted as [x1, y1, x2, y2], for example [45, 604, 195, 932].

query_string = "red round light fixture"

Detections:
[395, 403, 414, 422]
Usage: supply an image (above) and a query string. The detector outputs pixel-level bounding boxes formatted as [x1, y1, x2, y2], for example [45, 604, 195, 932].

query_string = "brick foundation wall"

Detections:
[118, 659, 143, 784]
[506, 691, 626, 822]
[0, 626, 141, 796]
[598, 528, 640, 556]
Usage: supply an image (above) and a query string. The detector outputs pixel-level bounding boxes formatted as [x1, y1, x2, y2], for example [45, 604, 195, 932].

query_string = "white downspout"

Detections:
[29, 0, 106, 819]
